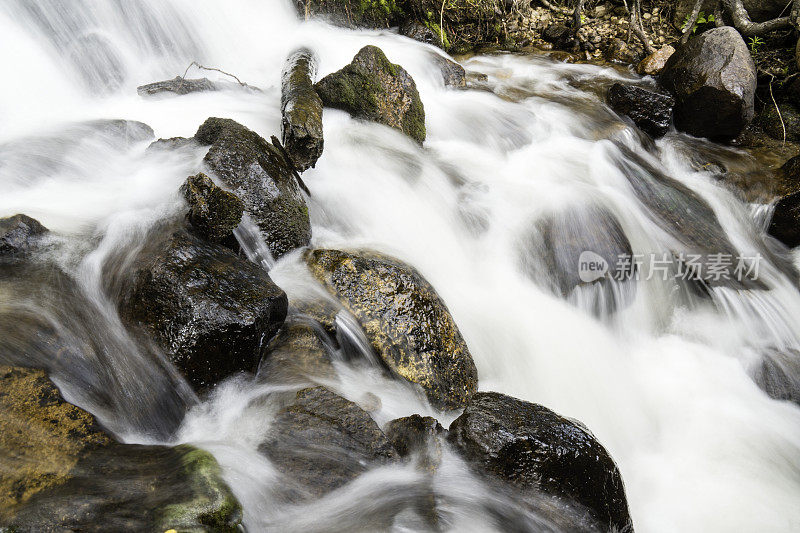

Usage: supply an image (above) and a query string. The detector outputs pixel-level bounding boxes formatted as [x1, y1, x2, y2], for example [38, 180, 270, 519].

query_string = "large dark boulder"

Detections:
[0, 366, 242, 531]
[258, 386, 397, 498]
[660, 27, 756, 140]
[180, 172, 244, 243]
[118, 227, 288, 390]
[281, 49, 324, 171]
[768, 190, 800, 248]
[315, 46, 426, 143]
[447, 392, 633, 533]
[195, 117, 311, 258]
[305, 249, 477, 410]
[607, 83, 674, 138]
[0, 214, 48, 255]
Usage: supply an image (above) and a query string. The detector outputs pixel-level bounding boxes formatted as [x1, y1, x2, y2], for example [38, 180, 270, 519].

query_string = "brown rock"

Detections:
[636, 45, 675, 76]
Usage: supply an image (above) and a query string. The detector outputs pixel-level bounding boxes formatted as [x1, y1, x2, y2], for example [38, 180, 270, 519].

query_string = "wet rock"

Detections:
[608, 83, 674, 137]
[258, 386, 397, 498]
[137, 76, 218, 97]
[661, 27, 756, 140]
[195, 117, 311, 258]
[281, 49, 324, 171]
[753, 350, 800, 405]
[401, 20, 442, 47]
[636, 44, 675, 76]
[760, 102, 800, 143]
[447, 392, 633, 533]
[385, 414, 444, 469]
[768, 190, 800, 248]
[306, 249, 477, 410]
[430, 53, 467, 88]
[0, 366, 242, 531]
[315, 45, 426, 143]
[779, 155, 800, 195]
[0, 214, 48, 255]
[257, 315, 335, 384]
[118, 227, 288, 390]
[147, 136, 196, 151]
[180, 172, 244, 243]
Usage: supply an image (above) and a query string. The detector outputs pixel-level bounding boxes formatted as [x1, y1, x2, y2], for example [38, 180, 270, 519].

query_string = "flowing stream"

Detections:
[1, 1, 800, 531]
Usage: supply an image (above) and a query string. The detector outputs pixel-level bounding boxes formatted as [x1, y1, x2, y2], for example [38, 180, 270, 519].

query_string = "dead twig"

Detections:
[181, 61, 250, 87]
[270, 135, 312, 197]
[681, 0, 705, 44]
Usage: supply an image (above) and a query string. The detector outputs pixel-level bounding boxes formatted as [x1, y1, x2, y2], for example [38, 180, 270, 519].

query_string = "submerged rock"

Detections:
[0, 366, 242, 531]
[195, 117, 311, 258]
[523, 203, 635, 314]
[660, 27, 756, 140]
[753, 349, 800, 405]
[608, 83, 674, 138]
[118, 227, 288, 390]
[0, 214, 48, 255]
[447, 392, 633, 533]
[258, 386, 397, 498]
[315, 45, 426, 143]
[281, 49, 325, 171]
[180, 172, 244, 243]
[137, 76, 218, 97]
[768, 190, 800, 248]
[306, 249, 477, 410]
[385, 414, 444, 472]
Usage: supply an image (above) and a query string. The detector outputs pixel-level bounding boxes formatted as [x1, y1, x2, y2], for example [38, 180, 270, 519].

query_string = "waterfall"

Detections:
[1, 1, 799, 531]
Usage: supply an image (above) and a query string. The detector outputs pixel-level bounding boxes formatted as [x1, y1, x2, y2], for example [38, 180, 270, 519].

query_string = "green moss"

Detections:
[156, 445, 242, 533]
[421, 20, 450, 49]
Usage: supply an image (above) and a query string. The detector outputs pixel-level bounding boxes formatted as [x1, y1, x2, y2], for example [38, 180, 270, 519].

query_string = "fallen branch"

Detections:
[573, 0, 587, 29]
[681, 0, 705, 44]
[181, 61, 251, 87]
[540, 0, 572, 15]
[629, 0, 656, 54]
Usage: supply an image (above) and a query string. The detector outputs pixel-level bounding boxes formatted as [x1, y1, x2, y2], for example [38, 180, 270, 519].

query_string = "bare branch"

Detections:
[181, 61, 250, 87]
[681, 0, 705, 44]
[722, 0, 792, 35]
[573, 0, 587, 29]
[539, 0, 572, 15]
[629, 0, 656, 54]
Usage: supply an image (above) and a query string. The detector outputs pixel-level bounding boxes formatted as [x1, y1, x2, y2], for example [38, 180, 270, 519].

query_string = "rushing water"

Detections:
[1, 1, 800, 531]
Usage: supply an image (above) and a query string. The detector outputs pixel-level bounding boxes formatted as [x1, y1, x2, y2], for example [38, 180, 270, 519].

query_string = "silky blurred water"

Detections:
[1, 1, 800, 531]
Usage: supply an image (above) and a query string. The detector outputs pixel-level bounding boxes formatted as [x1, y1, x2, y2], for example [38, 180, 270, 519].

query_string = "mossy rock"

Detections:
[0, 366, 242, 531]
[315, 45, 426, 143]
[305, 248, 477, 410]
[181, 173, 244, 243]
[195, 117, 311, 258]
[295, 0, 402, 28]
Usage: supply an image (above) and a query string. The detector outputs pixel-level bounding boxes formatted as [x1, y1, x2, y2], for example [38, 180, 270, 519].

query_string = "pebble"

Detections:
[643, 12, 651, 20]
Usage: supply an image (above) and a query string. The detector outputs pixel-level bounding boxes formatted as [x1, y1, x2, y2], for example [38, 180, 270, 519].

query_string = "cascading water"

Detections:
[1, 0, 800, 531]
